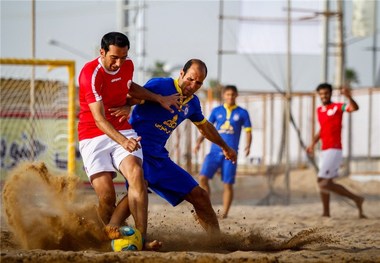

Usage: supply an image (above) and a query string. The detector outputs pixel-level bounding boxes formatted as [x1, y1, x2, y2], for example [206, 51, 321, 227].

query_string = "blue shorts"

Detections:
[126, 154, 198, 207]
[200, 151, 237, 184]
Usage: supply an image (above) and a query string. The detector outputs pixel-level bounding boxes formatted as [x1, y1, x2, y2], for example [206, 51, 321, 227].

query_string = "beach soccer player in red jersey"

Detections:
[78, 32, 181, 250]
[306, 83, 366, 218]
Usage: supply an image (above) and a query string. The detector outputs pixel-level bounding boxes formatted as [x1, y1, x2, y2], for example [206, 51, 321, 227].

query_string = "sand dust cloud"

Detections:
[2, 162, 108, 251]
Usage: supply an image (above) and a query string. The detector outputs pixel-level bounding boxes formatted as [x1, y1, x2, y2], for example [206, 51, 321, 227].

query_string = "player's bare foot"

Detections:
[321, 213, 330, 217]
[218, 213, 227, 219]
[190, 209, 214, 232]
[104, 225, 122, 240]
[355, 197, 367, 219]
[144, 240, 162, 251]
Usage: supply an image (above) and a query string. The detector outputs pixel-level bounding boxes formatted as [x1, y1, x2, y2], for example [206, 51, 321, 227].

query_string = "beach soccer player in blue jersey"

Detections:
[194, 85, 252, 219]
[107, 59, 237, 240]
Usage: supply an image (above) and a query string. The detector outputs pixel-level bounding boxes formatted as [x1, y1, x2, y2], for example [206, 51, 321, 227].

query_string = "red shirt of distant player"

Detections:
[317, 102, 349, 150]
[78, 57, 133, 141]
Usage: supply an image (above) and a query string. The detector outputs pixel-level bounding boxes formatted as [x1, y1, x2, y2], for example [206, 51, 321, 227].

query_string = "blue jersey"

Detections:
[130, 78, 206, 158]
[209, 104, 252, 152]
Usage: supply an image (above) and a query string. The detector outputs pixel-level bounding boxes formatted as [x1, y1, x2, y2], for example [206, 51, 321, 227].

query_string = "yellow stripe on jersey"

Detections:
[174, 79, 193, 106]
[193, 118, 207, 126]
[223, 103, 238, 120]
[174, 78, 182, 94]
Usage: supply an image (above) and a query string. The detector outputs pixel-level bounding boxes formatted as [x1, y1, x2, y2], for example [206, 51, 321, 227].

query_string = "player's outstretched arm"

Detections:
[196, 121, 237, 163]
[89, 101, 141, 152]
[129, 82, 182, 113]
[341, 87, 359, 112]
[109, 104, 132, 123]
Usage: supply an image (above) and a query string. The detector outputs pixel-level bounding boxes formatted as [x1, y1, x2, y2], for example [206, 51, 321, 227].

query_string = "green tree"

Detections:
[147, 61, 171, 78]
[208, 79, 223, 102]
[345, 68, 359, 87]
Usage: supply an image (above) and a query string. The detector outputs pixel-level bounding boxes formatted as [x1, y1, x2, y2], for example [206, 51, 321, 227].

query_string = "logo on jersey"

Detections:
[327, 106, 338, 116]
[220, 120, 234, 134]
[163, 115, 178, 129]
[155, 115, 178, 134]
[183, 105, 189, 116]
[233, 114, 240, 121]
[111, 77, 122, 83]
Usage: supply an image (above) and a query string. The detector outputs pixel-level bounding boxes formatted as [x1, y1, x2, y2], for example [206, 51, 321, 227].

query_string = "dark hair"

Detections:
[101, 32, 130, 53]
[223, 85, 238, 94]
[316, 83, 332, 93]
[182, 59, 208, 77]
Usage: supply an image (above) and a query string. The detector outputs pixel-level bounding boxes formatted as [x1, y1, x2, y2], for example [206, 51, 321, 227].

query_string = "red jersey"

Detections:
[317, 102, 348, 150]
[78, 57, 133, 141]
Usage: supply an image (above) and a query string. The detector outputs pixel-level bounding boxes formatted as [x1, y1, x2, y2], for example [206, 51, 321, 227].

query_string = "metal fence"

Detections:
[166, 87, 380, 176]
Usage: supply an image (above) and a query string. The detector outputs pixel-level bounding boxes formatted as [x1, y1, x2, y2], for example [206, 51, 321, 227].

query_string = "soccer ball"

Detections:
[111, 226, 143, 251]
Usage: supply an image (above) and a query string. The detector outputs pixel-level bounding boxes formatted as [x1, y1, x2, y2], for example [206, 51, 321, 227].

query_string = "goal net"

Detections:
[0, 58, 77, 180]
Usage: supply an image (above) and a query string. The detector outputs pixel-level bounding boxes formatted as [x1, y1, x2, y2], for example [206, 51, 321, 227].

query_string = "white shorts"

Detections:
[79, 129, 143, 179]
[318, 149, 342, 179]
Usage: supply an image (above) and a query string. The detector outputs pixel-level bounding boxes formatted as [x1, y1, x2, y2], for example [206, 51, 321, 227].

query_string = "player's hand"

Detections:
[340, 86, 352, 98]
[194, 143, 200, 154]
[222, 147, 237, 164]
[244, 146, 250, 157]
[306, 145, 314, 156]
[122, 136, 142, 152]
[109, 106, 132, 123]
[157, 93, 185, 113]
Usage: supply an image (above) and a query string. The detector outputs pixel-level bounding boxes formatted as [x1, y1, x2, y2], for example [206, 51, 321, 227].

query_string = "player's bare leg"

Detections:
[222, 183, 233, 219]
[105, 195, 131, 239]
[185, 186, 220, 235]
[91, 172, 117, 225]
[355, 196, 366, 219]
[318, 178, 331, 217]
[119, 156, 149, 242]
[320, 191, 331, 217]
[321, 178, 367, 218]
[198, 175, 210, 195]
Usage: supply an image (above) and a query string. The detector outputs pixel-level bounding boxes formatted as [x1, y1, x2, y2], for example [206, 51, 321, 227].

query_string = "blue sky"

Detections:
[1, 0, 379, 91]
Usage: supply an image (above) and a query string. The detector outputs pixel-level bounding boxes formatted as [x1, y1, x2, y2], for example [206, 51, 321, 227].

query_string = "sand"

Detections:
[1, 162, 380, 263]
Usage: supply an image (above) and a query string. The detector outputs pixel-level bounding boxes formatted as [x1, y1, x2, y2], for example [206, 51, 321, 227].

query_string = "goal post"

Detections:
[0, 58, 76, 177]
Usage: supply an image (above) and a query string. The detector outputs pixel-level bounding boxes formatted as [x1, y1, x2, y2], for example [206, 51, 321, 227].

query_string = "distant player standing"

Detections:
[306, 83, 366, 218]
[78, 32, 179, 249]
[194, 85, 252, 219]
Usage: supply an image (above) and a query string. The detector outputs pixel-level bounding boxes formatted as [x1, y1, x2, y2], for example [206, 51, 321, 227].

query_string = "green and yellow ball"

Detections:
[111, 226, 143, 251]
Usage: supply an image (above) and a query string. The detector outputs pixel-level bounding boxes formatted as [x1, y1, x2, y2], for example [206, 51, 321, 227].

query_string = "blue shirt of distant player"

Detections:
[208, 104, 252, 153]
[130, 78, 206, 157]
